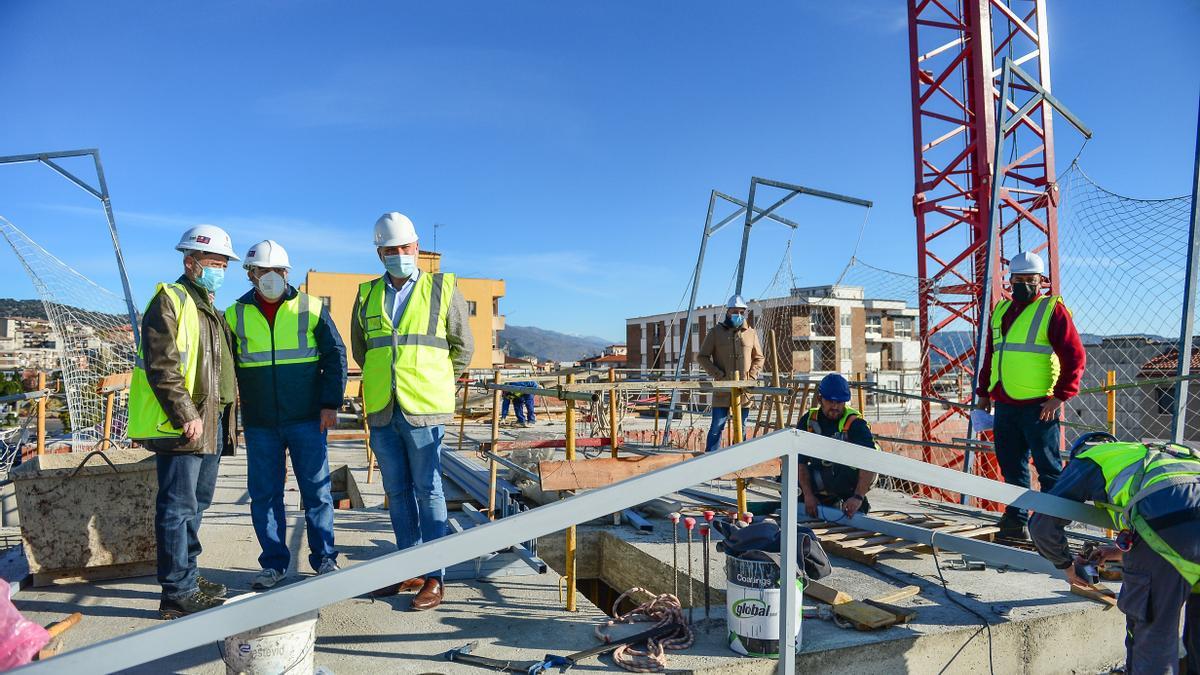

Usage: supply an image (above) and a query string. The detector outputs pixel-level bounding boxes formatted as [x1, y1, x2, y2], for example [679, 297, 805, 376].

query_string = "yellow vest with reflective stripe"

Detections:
[1078, 442, 1200, 586]
[128, 283, 200, 440]
[806, 407, 881, 450]
[988, 295, 1063, 400]
[224, 293, 322, 369]
[357, 273, 456, 416]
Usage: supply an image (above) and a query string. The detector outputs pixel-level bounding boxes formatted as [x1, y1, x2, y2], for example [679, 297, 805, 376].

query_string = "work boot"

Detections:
[159, 590, 225, 620]
[197, 576, 227, 598]
[410, 578, 444, 611]
[996, 514, 1030, 542]
[369, 577, 425, 597]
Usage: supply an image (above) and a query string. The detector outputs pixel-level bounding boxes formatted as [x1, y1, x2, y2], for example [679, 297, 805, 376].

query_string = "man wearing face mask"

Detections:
[697, 295, 764, 453]
[127, 225, 239, 619]
[224, 240, 348, 590]
[976, 251, 1086, 541]
[351, 212, 474, 611]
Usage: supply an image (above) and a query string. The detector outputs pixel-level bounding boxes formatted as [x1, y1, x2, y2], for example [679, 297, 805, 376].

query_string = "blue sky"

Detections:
[0, 1, 1196, 341]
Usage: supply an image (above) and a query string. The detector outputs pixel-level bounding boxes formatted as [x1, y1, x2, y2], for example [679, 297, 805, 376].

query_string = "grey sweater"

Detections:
[350, 274, 474, 427]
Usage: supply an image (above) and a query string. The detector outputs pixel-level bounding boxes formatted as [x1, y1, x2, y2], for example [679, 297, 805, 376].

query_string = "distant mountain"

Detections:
[499, 325, 611, 363]
[0, 299, 47, 320]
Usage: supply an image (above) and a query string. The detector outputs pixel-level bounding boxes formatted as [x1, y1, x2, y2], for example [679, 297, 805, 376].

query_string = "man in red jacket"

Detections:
[976, 251, 1087, 541]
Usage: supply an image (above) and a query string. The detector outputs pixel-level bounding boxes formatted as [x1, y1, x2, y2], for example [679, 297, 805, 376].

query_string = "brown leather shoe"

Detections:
[369, 577, 425, 597]
[410, 578, 443, 611]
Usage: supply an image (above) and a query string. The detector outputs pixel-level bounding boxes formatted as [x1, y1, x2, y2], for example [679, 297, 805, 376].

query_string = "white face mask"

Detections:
[255, 271, 287, 301]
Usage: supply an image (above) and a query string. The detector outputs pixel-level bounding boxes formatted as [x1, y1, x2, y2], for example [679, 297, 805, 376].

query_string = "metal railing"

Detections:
[21, 425, 1116, 674]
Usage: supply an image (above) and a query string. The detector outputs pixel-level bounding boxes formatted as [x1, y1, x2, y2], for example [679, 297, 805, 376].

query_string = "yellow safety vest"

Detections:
[988, 295, 1064, 400]
[224, 293, 323, 368]
[806, 407, 881, 450]
[357, 273, 457, 416]
[1078, 442, 1200, 587]
[127, 283, 200, 440]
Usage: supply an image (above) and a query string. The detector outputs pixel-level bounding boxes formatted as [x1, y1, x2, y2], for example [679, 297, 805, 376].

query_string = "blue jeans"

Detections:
[244, 420, 338, 573]
[155, 424, 223, 600]
[705, 407, 750, 453]
[500, 395, 536, 423]
[993, 401, 1063, 525]
[369, 411, 448, 578]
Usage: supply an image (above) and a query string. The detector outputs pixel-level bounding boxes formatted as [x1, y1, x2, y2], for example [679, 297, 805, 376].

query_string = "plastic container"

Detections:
[725, 555, 802, 658]
[220, 594, 318, 675]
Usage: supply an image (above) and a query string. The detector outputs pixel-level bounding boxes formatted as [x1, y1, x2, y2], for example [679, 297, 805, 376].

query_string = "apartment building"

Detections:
[625, 285, 920, 382]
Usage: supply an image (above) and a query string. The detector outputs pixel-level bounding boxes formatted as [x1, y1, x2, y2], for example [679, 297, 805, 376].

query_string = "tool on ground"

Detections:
[942, 555, 985, 571]
[444, 622, 677, 674]
[683, 516, 696, 624]
[699, 523, 711, 625]
[597, 587, 694, 672]
[668, 512, 681, 599]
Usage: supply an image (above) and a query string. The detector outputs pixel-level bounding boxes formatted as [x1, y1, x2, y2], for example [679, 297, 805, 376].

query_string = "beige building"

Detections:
[301, 251, 505, 372]
[626, 285, 920, 388]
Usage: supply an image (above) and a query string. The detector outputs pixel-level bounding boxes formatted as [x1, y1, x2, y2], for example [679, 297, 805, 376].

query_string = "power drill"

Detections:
[1073, 542, 1100, 585]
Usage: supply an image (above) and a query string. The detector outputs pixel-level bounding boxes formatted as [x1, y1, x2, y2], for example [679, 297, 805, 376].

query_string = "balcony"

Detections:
[493, 315, 505, 331]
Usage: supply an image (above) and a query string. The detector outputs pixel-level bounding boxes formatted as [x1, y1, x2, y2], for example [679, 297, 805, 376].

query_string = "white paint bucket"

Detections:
[220, 593, 318, 674]
[725, 556, 802, 658]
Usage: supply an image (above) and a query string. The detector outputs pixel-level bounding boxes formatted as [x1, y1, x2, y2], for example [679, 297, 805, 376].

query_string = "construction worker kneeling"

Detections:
[1030, 433, 1200, 674]
[796, 373, 878, 518]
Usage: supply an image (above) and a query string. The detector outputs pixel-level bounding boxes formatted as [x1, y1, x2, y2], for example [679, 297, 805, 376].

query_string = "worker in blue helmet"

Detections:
[796, 373, 878, 518]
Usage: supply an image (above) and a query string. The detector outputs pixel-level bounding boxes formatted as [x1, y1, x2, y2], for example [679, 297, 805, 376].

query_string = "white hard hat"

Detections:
[242, 239, 291, 270]
[176, 224, 239, 260]
[1009, 251, 1045, 276]
[726, 294, 749, 309]
[373, 212, 418, 248]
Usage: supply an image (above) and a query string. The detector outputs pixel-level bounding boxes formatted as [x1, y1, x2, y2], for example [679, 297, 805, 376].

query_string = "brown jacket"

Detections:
[139, 275, 237, 454]
[697, 321, 765, 407]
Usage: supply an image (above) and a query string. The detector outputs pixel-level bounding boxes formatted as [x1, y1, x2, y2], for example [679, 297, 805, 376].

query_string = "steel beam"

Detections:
[21, 432, 804, 673]
[793, 429, 1111, 528]
[1172, 102, 1200, 443]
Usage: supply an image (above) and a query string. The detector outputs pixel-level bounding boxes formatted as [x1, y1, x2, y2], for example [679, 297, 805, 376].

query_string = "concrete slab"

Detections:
[10, 420, 1131, 673]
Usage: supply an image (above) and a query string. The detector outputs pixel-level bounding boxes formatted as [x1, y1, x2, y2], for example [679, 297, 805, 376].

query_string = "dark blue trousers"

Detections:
[993, 401, 1062, 525]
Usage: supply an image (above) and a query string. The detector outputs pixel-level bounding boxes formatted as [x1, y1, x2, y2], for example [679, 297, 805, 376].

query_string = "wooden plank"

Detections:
[870, 585, 921, 604]
[485, 437, 621, 453]
[820, 541, 884, 566]
[863, 599, 917, 624]
[719, 459, 783, 480]
[538, 453, 694, 491]
[804, 580, 852, 605]
[1071, 583, 1117, 608]
[33, 561, 156, 587]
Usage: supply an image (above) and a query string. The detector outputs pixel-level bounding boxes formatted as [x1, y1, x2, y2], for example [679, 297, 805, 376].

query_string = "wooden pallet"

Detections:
[805, 511, 999, 565]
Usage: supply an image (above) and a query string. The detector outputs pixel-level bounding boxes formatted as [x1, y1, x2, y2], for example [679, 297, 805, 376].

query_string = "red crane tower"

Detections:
[906, 0, 1061, 449]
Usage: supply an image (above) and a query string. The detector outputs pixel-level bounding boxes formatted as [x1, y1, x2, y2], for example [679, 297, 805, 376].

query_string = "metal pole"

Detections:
[609, 368, 619, 458]
[734, 180, 759, 296]
[770, 330, 786, 430]
[89, 151, 141, 347]
[778, 449, 799, 672]
[967, 58, 1013, 444]
[731, 374, 747, 517]
[565, 373, 577, 612]
[663, 191, 718, 445]
[36, 371, 46, 456]
[456, 376, 470, 454]
[1106, 370, 1117, 436]
[488, 371, 502, 520]
[1172, 100, 1200, 444]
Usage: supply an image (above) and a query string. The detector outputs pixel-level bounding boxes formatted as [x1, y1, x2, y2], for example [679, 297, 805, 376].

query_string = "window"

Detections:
[840, 312, 852, 327]
[840, 347, 852, 361]
[894, 318, 913, 339]
[467, 300, 478, 317]
[865, 315, 882, 330]
[319, 296, 331, 310]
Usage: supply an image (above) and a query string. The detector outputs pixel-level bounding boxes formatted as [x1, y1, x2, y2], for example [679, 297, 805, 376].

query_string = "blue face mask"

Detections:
[195, 265, 224, 292]
[383, 254, 417, 279]
[728, 314, 745, 328]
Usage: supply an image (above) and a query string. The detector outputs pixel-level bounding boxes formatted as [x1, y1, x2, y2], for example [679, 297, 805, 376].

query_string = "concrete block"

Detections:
[11, 449, 157, 585]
